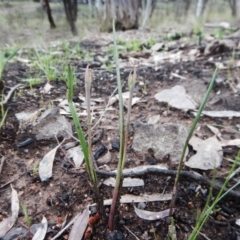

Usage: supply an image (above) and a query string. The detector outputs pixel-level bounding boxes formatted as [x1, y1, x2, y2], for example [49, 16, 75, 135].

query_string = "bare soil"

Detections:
[0, 3, 240, 240]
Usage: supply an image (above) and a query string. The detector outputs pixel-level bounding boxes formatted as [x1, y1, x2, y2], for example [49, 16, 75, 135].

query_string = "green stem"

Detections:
[169, 67, 218, 214]
[108, 19, 124, 231]
[85, 66, 98, 186]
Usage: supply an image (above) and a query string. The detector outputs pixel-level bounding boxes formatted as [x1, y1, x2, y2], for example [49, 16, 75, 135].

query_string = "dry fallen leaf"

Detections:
[39, 140, 64, 181]
[110, 92, 140, 108]
[43, 82, 53, 94]
[199, 110, 240, 118]
[0, 185, 19, 238]
[66, 146, 84, 167]
[32, 216, 48, 240]
[68, 207, 89, 240]
[154, 85, 197, 111]
[134, 205, 174, 220]
[185, 136, 223, 170]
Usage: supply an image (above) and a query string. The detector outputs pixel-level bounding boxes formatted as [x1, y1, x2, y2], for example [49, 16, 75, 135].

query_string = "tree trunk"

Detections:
[174, 0, 190, 18]
[142, 0, 152, 28]
[237, 0, 240, 18]
[228, 0, 237, 16]
[44, 0, 56, 29]
[63, 0, 78, 36]
[88, 0, 93, 18]
[97, 0, 156, 32]
[196, 0, 209, 18]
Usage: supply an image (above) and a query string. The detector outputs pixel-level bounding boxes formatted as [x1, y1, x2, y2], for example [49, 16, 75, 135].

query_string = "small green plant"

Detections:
[104, 63, 114, 72]
[32, 160, 39, 174]
[0, 48, 18, 126]
[67, 65, 98, 190]
[108, 20, 137, 231]
[169, 67, 218, 215]
[214, 28, 224, 39]
[0, 108, 8, 130]
[35, 49, 59, 81]
[147, 38, 156, 48]
[21, 76, 43, 90]
[0, 48, 19, 80]
[126, 40, 142, 52]
[20, 203, 32, 240]
[193, 22, 204, 45]
[20, 203, 31, 227]
[190, 150, 240, 239]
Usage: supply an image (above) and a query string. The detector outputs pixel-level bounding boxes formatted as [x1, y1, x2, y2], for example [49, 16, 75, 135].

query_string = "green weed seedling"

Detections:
[67, 65, 101, 206]
[108, 20, 137, 231]
[20, 203, 31, 227]
[190, 150, 240, 239]
[0, 108, 8, 130]
[20, 203, 32, 240]
[21, 76, 43, 91]
[35, 49, 59, 81]
[170, 67, 218, 215]
[0, 48, 19, 80]
[126, 40, 142, 52]
[0, 48, 18, 128]
[67, 20, 136, 231]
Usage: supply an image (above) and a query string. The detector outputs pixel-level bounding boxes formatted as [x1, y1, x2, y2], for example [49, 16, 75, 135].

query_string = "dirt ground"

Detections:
[1, 2, 240, 240]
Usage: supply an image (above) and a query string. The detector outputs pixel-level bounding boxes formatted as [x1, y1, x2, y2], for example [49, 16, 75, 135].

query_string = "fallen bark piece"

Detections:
[0, 185, 19, 238]
[68, 207, 89, 240]
[154, 85, 197, 111]
[199, 110, 240, 118]
[185, 136, 223, 170]
[103, 193, 172, 205]
[111, 164, 168, 174]
[103, 177, 144, 187]
[132, 123, 188, 164]
[32, 216, 48, 240]
[220, 139, 240, 147]
[134, 205, 174, 220]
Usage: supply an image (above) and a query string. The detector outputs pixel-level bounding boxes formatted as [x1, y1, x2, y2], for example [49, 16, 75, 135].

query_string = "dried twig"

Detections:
[92, 86, 118, 130]
[95, 168, 240, 198]
[0, 173, 25, 188]
[124, 225, 140, 240]
[0, 84, 25, 105]
[51, 212, 82, 240]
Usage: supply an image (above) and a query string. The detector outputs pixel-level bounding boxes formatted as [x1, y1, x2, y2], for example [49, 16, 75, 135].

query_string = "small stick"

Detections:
[0, 173, 25, 188]
[1, 84, 25, 105]
[51, 212, 82, 240]
[0, 156, 5, 179]
[95, 168, 240, 199]
[124, 225, 140, 240]
[92, 86, 118, 130]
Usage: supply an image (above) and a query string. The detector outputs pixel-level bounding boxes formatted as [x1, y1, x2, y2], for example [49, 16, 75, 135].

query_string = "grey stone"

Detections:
[138, 202, 146, 209]
[31, 107, 72, 140]
[132, 123, 188, 164]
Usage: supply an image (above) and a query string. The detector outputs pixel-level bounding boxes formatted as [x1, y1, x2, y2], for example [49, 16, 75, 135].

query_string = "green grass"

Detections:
[170, 67, 219, 214]
[108, 20, 137, 231]
[67, 65, 97, 186]
[20, 203, 31, 227]
[21, 76, 43, 89]
[190, 150, 240, 239]
[34, 49, 60, 81]
[0, 48, 18, 80]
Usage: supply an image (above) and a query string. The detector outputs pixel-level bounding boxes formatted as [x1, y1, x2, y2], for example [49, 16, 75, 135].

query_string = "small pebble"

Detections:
[138, 202, 146, 209]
